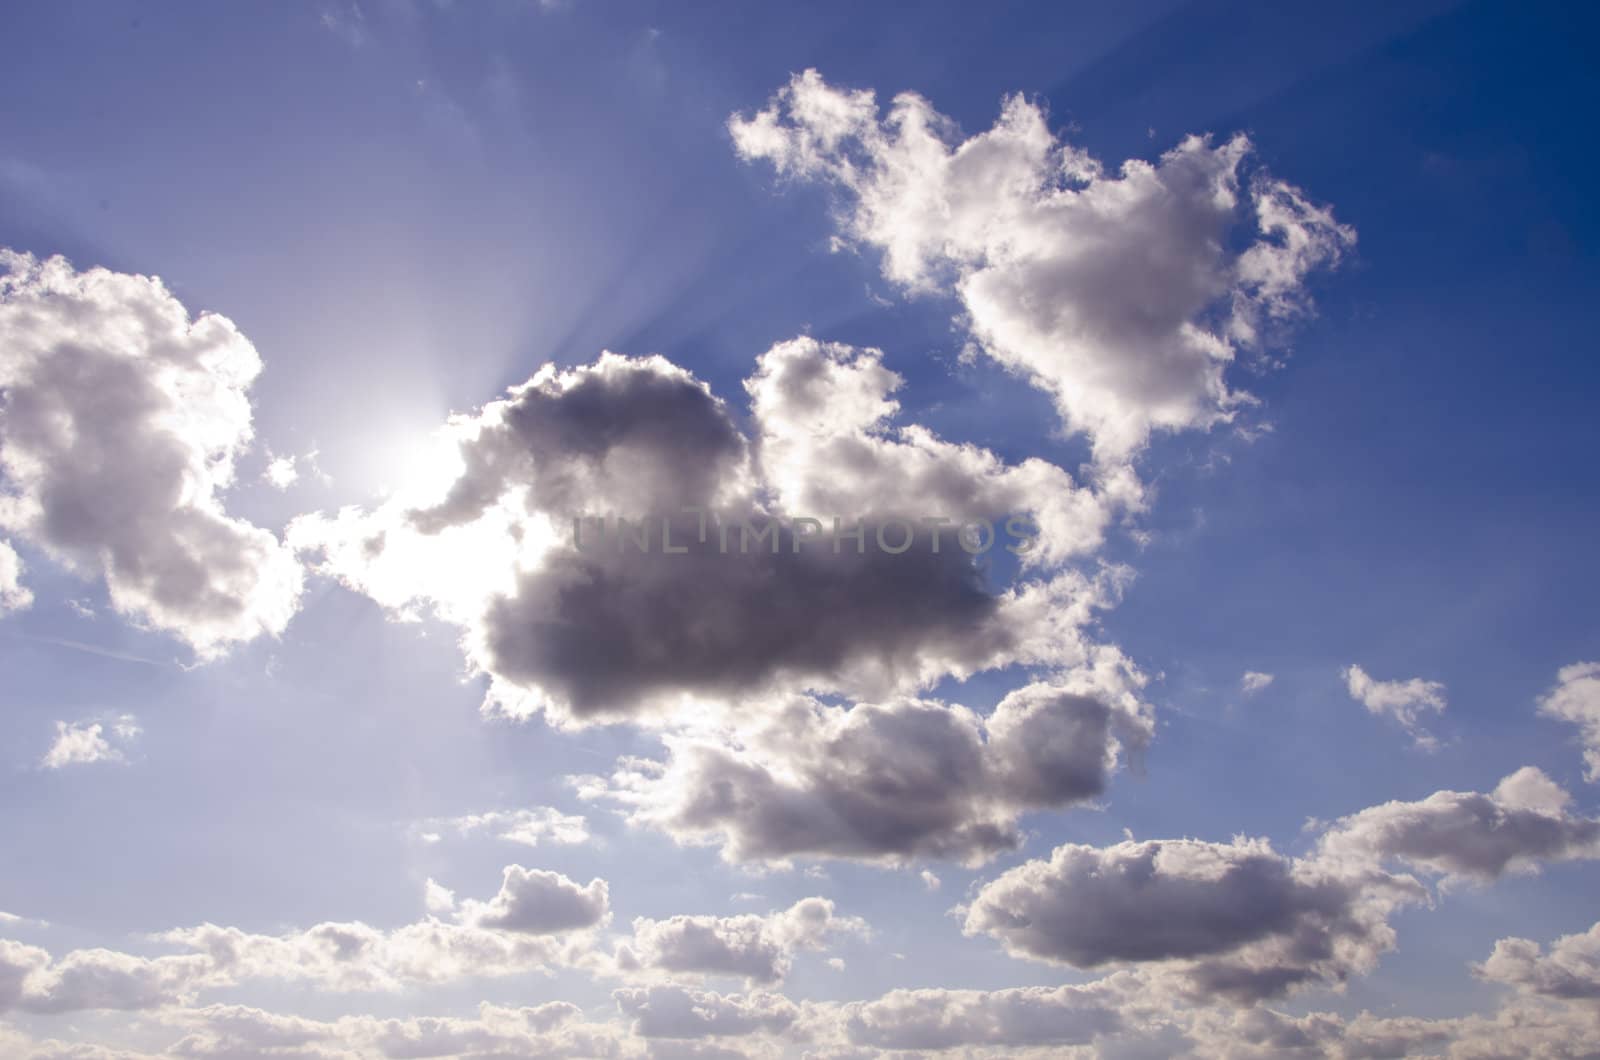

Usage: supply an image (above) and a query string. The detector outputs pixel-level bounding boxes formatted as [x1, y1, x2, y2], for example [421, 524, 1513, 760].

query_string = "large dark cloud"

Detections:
[292, 339, 1125, 726]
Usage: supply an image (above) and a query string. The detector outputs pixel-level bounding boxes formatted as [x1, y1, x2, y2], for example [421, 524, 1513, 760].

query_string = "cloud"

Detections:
[0, 938, 211, 1014]
[40, 716, 141, 769]
[621, 897, 864, 985]
[613, 984, 798, 1039]
[1477, 921, 1600, 1001]
[838, 981, 1126, 1051]
[961, 837, 1423, 1003]
[1343, 664, 1447, 749]
[458, 865, 611, 935]
[1316, 766, 1600, 882]
[730, 71, 1353, 461]
[1241, 671, 1275, 696]
[0, 251, 303, 657]
[588, 676, 1150, 866]
[421, 806, 590, 847]
[1539, 661, 1600, 782]
[919, 870, 941, 892]
[291, 340, 1129, 727]
[0, 539, 31, 612]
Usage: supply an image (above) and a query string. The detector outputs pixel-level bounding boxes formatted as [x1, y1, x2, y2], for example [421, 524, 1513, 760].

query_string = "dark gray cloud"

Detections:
[962, 838, 1424, 1003]
[292, 340, 1126, 726]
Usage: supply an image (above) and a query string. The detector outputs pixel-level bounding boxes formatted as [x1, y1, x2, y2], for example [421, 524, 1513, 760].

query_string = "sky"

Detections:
[2, 1, 1600, 1057]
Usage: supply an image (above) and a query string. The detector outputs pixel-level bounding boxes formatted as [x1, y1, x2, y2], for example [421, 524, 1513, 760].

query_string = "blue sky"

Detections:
[2, 2, 1600, 1057]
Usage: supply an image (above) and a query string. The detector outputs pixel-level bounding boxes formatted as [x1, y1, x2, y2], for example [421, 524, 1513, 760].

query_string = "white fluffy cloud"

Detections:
[0, 251, 302, 657]
[40, 716, 140, 770]
[1539, 661, 1600, 783]
[1477, 920, 1600, 1001]
[1343, 664, 1447, 750]
[731, 71, 1354, 461]
[1316, 766, 1600, 881]
[590, 677, 1149, 867]
[0, 538, 31, 612]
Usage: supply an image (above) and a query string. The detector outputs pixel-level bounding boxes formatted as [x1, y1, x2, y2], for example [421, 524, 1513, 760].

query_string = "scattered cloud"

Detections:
[1539, 661, 1600, 782]
[40, 715, 141, 769]
[1241, 671, 1275, 696]
[1343, 663, 1447, 749]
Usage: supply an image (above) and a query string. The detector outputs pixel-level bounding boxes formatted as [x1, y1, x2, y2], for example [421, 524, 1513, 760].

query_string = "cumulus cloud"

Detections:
[730, 71, 1353, 461]
[1539, 661, 1600, 782]
[458, 865, 610, 934]
[1343, 664, 1447, 749]
[620, 897, 864, 985]
[588, 676, 1149, 866]
[1241, 671, 1274, 696]
[962, 837, 1423, 1002]
[838, 980, 1126, 1052]
[291, 339, 1129, 727]
[1316, 766, 1600, 882]
[40, 716, 140, 769]
[1477, 921, 1600, 1000]
[0, 938, 211, 1014]
[0, 251, 304, 657]
[613, 984, 798, 1040]
[0, 538, 31, 612]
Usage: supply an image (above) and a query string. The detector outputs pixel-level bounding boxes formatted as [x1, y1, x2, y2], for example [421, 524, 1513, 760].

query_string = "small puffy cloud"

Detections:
[0, 251, 303, 657]
[422, 806, 590, 847]
[731, 71, 1353, 461]
[591, 677, 1149, 867]
[1477, 921, 1600, 1000]
[1317, 767, 1600, 882]
[613, 984, 798, 1039]
[919, 870, 941, 892]
[1539, 661, 1600, 782]
[622, 897, 865, 985]
[0, 539, 31, 612]
[459, 865, 610, 935]
[41, 716, 140, 769]
[1240, 671, 1274, 696]
[260, 448, 329, 492]
[962, 837, 1424, 1003]
[1343, 664, 1447, 749]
